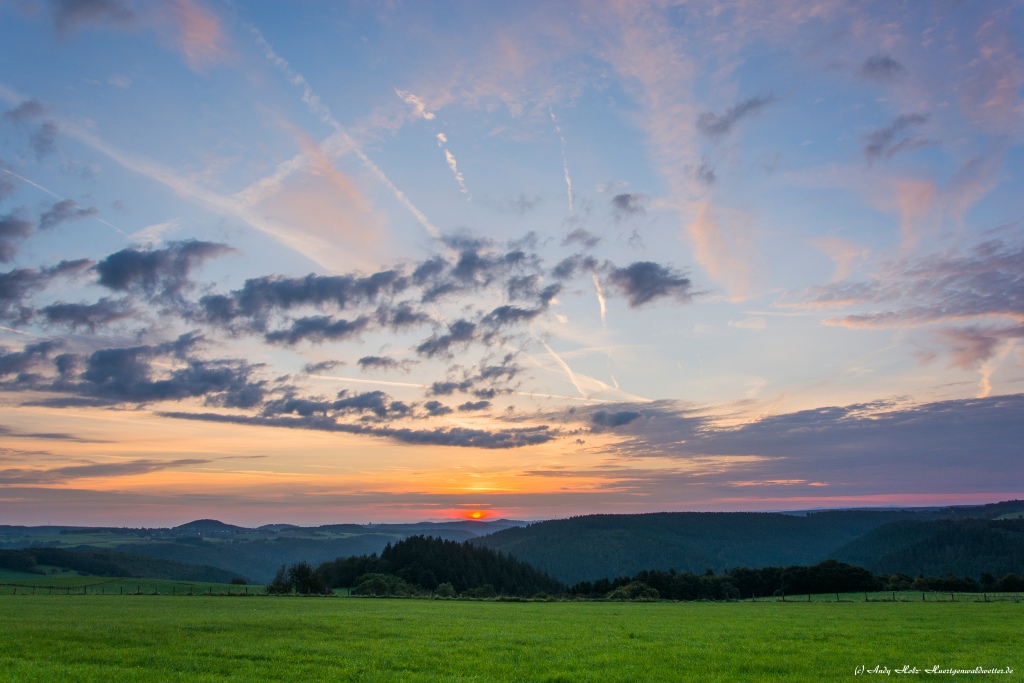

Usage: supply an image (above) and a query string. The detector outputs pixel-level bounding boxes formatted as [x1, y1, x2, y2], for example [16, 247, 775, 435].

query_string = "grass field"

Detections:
[0, 595, 1018, 682]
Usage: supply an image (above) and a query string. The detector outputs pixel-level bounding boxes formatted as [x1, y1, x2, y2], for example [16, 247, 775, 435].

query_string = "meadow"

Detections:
[0, 588, 1019, 682]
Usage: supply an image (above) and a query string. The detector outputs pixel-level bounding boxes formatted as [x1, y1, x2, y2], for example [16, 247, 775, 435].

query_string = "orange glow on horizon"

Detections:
[465, 510, 488, 520]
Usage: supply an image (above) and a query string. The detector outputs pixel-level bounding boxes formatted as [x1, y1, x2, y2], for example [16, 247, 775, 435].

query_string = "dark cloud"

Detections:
[458, 400, 491, 412]
[0, 259, 92, 321]
[481, 304, 543, 328]
[863, 113, 934, 161]
[592, 409, 643, 428]
[429, 379, 474, 396]
[561, 228, 600, 249]
[415, 319, 477, 358]
[196, 269, 407, 328]
[51, 0, 135, 35]
[159, 411, 556, 449]
[606, 261, 694, 307]
[860, 54, 905, 82]
[39, 199, 98, 230]
[611, 193, 649, 220]
[0, 212, 33, 262]
[357, 355, 414, 372]
[39, 297, 135, 331]
[302, 360, 345, 374]
[264, 315, 370, 345]
[423, 400, 453, 416]
[0, 341, 61, 378]
[375, 302, 431, 330]
[96, 240, 231, 300]
[610, 395, 1024, 488]
[697, 94, 777, 138]
[6, 334, 269, 409]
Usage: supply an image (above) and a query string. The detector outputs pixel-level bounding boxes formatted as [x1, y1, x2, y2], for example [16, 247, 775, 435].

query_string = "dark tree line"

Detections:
[570, 560, 1024, 600]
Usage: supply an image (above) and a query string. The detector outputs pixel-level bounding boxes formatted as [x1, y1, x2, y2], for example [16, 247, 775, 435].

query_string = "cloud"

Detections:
[860, 54, 905, 82]
[552, 254, 598, 280]
[611, 193, 649, 220]
[395, 89, 436, 120]
[696, 94, 778, 138]
[2, 99, 47, 122]
[0, 340, 61, 378]
[0, 259, 92, 322]
[31, 121, 59, 159]
[39, 199, 98, 230]
[606, 261, 695, 307]
[0, 458, 209, 485]
[690, 158, 716, 186]
[0, 211, 33, 262]
[95, 240, 231, 300]
[863, 113, 935, 161]
[39, 297, 135, 331]
[607, 395, 1024, 488]
[357, 355, 414, 372]
[562, 228, 600, 249]
[801, 238, 1023, 329]
[159, 410, 556, 449]
[443, 149, 469, 194]
[415, 319, 477, 358]
[51, 0, 134, 35]
[264, 315, 370, 345]
[591, 409, 642, 428]
[458, 400, 491, 412]
[423, 400, 452, 417]
[302, 360, 345, 374]
[161, 0, 227, 70]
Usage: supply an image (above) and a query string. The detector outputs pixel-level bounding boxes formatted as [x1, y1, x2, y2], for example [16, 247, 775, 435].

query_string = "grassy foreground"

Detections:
[0, 597, 1018, 682]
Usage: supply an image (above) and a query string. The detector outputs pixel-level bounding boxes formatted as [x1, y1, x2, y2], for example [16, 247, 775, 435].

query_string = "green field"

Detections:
[0, 595, 1018, 682]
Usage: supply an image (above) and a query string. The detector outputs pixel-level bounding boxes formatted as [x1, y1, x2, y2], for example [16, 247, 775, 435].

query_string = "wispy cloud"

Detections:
[249, 26, 440, 238]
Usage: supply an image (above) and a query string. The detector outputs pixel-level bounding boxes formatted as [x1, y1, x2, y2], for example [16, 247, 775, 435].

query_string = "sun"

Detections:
[467, 510, 487, 520]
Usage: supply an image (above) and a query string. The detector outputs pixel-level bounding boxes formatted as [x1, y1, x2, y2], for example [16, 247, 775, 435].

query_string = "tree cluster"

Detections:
[315, 535, 563, 597]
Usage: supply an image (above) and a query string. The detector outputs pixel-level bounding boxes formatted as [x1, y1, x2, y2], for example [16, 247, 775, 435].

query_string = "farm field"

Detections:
[0, 595, 1018, 682]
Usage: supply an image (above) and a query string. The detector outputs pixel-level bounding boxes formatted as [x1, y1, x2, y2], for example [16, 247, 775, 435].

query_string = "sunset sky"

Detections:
[0, 0, 1021, 527]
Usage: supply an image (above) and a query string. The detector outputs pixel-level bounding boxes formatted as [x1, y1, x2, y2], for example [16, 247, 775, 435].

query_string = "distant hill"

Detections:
[472, 502, 1024, 584]
[172, 519, 248, 534]
[832, 518, 1024, 577]
[0, 519, 524, 583]
[0, 547, 238, 583]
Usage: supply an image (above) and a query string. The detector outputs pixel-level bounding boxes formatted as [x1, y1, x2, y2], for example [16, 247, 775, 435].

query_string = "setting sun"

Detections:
[467, 511, 487, 520]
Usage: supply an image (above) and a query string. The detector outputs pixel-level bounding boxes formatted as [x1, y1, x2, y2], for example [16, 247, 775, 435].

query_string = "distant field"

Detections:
[0, 595, 1018, 682]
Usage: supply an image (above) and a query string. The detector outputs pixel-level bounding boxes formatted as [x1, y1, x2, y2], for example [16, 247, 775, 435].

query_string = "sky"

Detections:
[0, 0, 1021, 527]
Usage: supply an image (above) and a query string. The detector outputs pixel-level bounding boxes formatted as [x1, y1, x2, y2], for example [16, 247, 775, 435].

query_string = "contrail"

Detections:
[549, 109, 574, 213]
[1, 168, 129, 238]
[249, 26, 440, 238]
[539, 338, 588, 399]
[592, 273, 607, 325]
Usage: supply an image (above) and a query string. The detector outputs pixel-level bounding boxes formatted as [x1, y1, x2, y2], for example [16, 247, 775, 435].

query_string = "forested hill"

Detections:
[832, 518, 1024, 578]
[472, 502, 1024, 584]
[0, 547, 238, 583]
